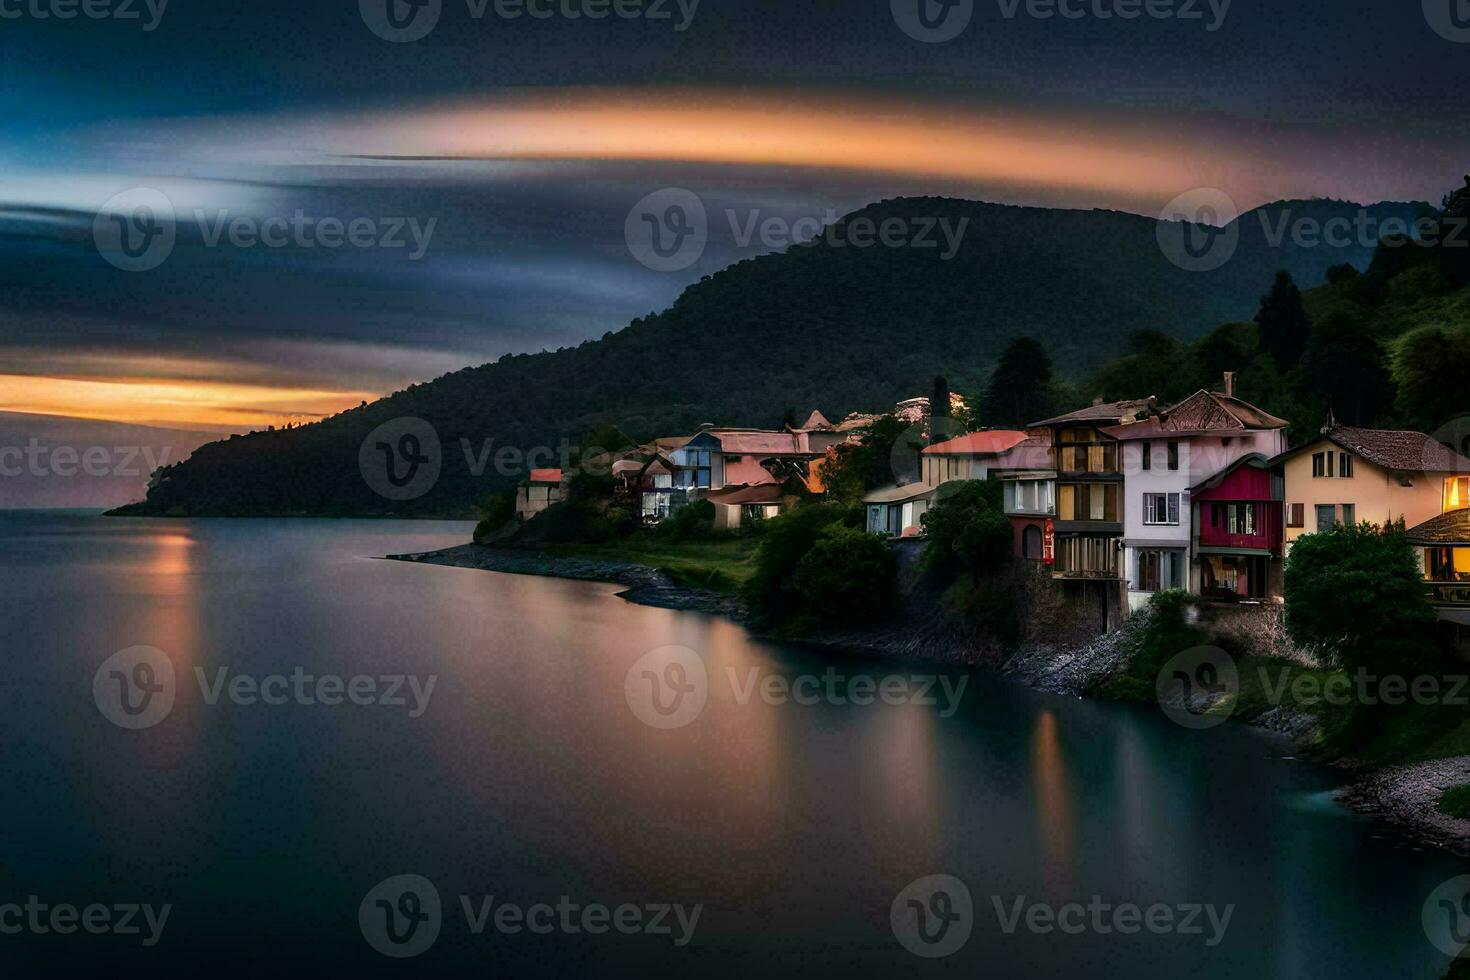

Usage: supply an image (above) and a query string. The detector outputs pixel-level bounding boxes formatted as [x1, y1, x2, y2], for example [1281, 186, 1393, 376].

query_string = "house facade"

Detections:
[919, 431, 1029, 487]
[864, 482, 937, 538]
[670, 427, 826, 493]
[1190, 455, 1284, 601]
[1276, 424, 1470, 550]
[1030, 399, 1155, 580]
[1406, 509, 1470, 635]
[516, 468, 565, 519]
[1103, 383, 1288, 610]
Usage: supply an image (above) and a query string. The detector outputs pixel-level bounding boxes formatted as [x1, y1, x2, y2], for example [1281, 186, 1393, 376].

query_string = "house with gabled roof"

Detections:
[1274, 421, 1470, 552]
[1103, 377, 1289, 608]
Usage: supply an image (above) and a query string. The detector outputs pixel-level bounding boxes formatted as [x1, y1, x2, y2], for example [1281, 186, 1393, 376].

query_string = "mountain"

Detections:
[111, 196, 1425, 517]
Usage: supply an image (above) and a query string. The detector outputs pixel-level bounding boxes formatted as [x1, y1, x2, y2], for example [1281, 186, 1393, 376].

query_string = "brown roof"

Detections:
[922, 431, 1029, 456]
[792, 410, 835, 431]
[708, 429, 818, 456]
[1407, 509, 1470, 545]
[704, 483, 786, 505]
[1102, 390, 1288, 440]
[1276, 425, 1470, 473]
[1031, 398, 1155, 428]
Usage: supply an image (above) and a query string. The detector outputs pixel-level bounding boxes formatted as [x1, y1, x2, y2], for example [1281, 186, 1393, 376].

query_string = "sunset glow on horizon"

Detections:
[0, 374, 377, 431]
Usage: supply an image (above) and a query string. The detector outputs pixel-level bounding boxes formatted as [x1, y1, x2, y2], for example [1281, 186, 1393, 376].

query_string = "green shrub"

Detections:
[744, 503, 859, 624]
[1437, 784, 1470, 820]
[1284, 521, 1437, 675]
[1130, 589, 1206, 679]
[920, 479, 1012, 579]
[656, 499, 716, 542]
[791, 526, 897, 624]
[473, 492, 517, 544]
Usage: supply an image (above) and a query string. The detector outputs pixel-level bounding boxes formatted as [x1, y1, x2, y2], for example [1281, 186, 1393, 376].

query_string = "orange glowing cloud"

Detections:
[0, 374, 377, 430]
[307, 88, 1202, 201]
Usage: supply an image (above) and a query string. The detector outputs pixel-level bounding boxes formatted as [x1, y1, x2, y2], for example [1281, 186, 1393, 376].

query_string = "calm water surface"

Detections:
[0, 511, 1465, 977]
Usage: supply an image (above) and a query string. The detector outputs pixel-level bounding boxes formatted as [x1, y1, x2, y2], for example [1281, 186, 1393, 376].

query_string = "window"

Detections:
[1137, 549, 1183, 591]
[1447, 477, 1470, 511]
[1022, 525, 1044, 560]
[1315, 504, 1336, 530]
[1312, 452, 1325, 477]
[1287, 503, 1305, 528]
[1056, 483, 1117, 522]
[1167, 441, 1180, 470]
[948, 457, 960, 479]
[1312, 451, 1340, 478]
[1341, 503, 1355, 527]
[1142, 442, 1152, 471]
[1339, 453, 1354, 478]
[1057, 536, 1115, 575]
[1143, 492, 1180, 525]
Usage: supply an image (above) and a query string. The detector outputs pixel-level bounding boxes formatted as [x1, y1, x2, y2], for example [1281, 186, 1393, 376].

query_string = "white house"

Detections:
[1102, 381, 1289, 611]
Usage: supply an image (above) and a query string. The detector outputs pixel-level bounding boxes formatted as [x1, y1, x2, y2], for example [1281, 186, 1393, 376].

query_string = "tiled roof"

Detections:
[1102, 390, 1288, 439]
[708, 430, 816, 455]
[1406, 509, 1470, 544]
[794, 410, 835, 431]
[862, 482, 938, 504]
[705, 483, 786, 505]
[528, 468, 563, 483]
[1031, 398, 1154, 428]
[1326, 425, 1470, 473]
[922, 431, 1029, 456]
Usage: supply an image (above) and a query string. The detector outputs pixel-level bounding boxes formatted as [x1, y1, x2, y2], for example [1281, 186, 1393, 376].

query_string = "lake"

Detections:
[0, 511, 1463, 977]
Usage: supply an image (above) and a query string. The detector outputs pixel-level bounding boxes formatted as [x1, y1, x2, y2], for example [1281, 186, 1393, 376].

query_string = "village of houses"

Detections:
[513, 372, 1470, 638]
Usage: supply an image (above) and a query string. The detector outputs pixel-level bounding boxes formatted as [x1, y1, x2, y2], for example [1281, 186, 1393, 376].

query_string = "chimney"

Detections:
[1222, 371, 1236, 397]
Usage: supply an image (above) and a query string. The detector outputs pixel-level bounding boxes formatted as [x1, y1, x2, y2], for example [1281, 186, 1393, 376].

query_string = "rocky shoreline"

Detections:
[389, 542, 1470, 857]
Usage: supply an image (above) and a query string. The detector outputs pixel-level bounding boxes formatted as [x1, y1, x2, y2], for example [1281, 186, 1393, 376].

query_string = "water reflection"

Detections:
[0, 512, 1463, 979]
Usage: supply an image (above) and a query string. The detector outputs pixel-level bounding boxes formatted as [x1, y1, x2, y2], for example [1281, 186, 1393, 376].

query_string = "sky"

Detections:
[1, 0, 1468, 444]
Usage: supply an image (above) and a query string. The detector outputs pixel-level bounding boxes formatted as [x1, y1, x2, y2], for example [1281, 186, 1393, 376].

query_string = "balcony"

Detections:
[1427, 582, 1470, 606]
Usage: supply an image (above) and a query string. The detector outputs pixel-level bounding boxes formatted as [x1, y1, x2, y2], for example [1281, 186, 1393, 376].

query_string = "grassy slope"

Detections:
[539, 536, 760, 593]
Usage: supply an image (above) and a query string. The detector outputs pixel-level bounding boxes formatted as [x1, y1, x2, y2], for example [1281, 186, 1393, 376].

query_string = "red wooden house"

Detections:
[1189, 454, 1284, 600]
